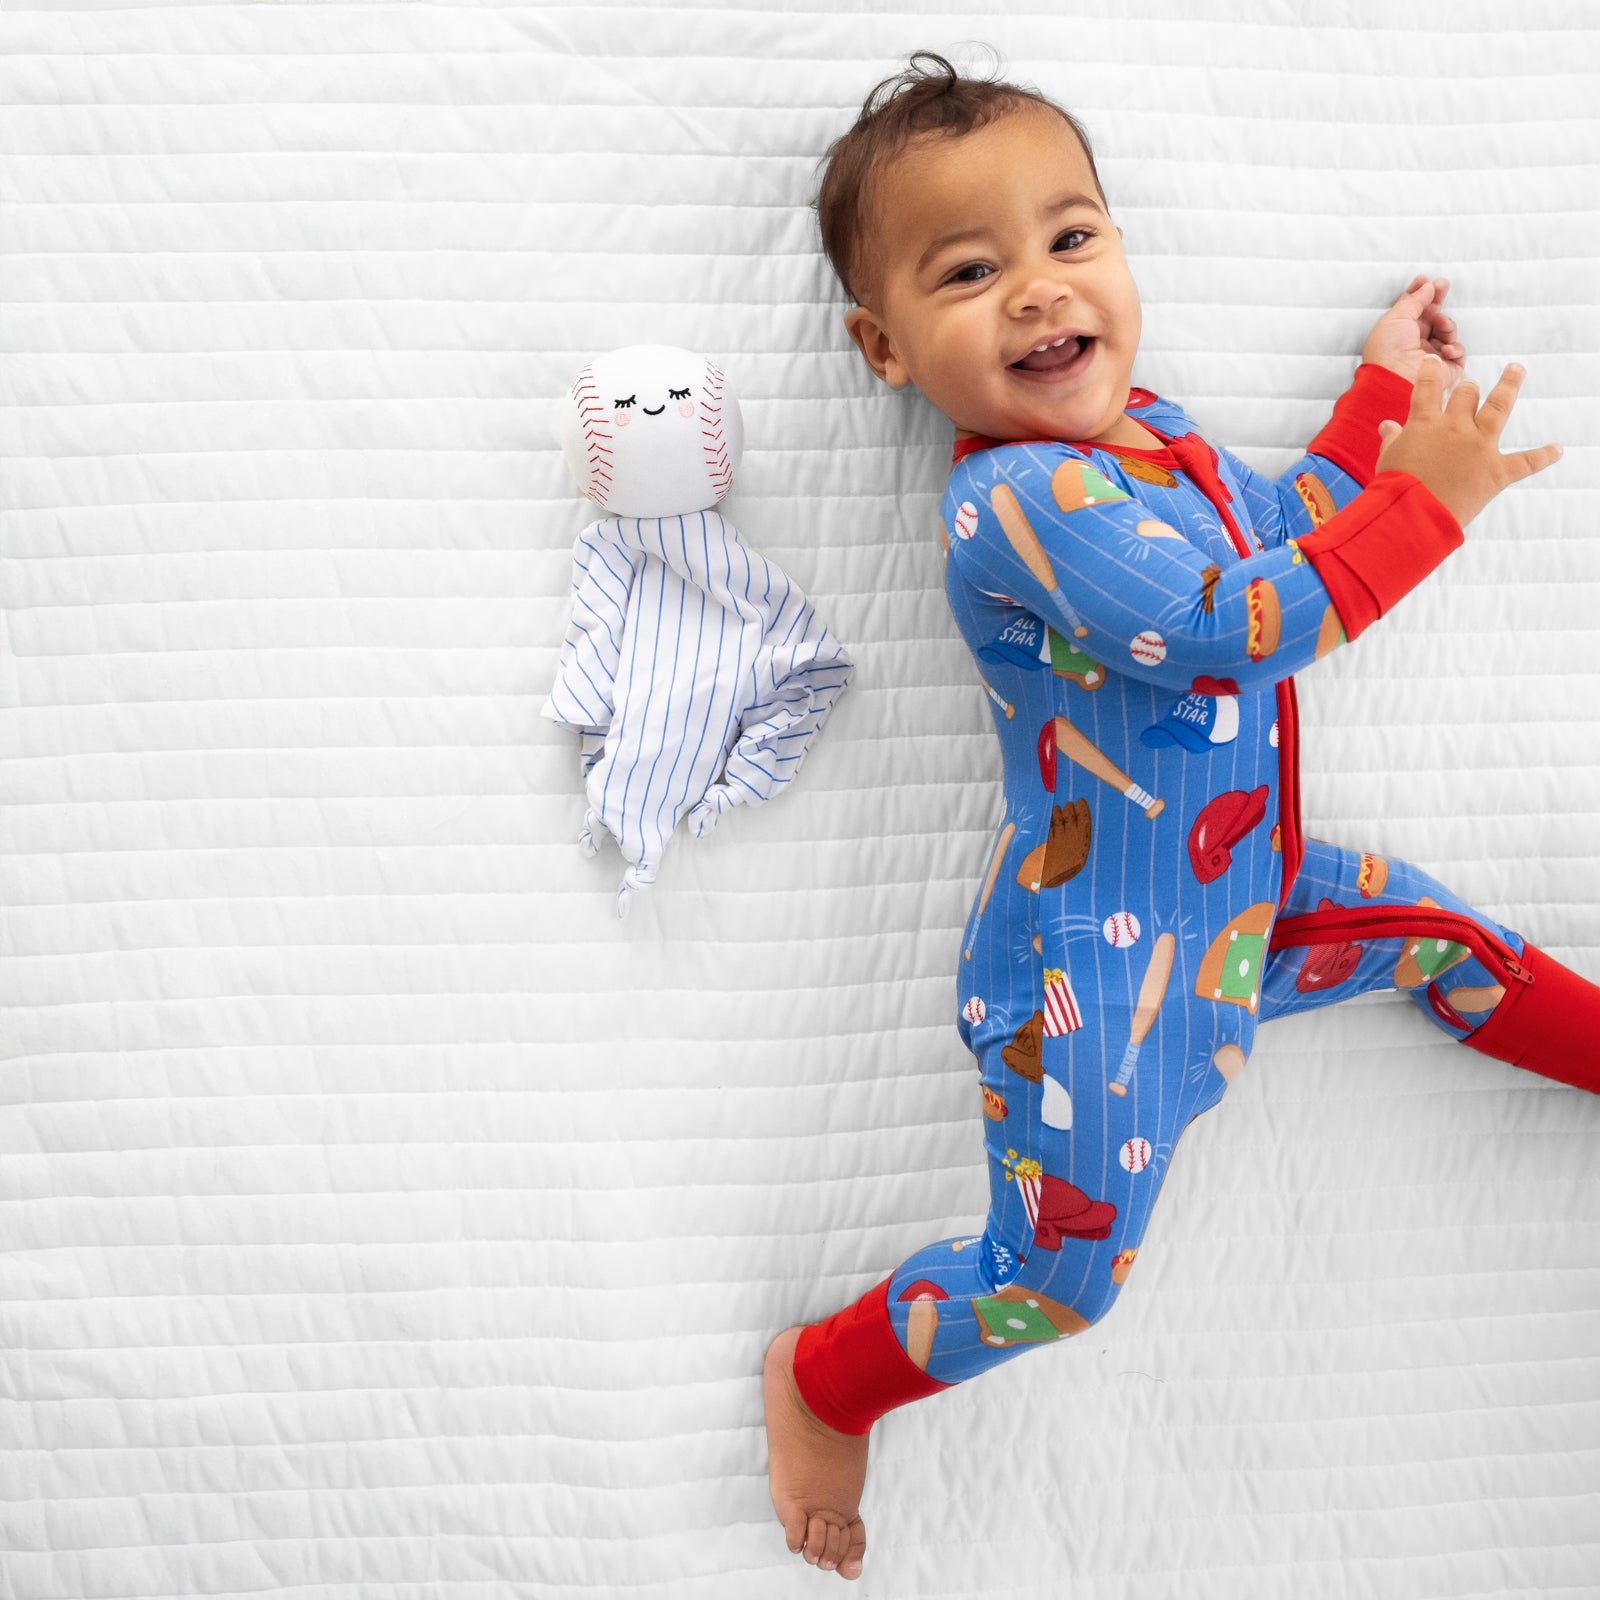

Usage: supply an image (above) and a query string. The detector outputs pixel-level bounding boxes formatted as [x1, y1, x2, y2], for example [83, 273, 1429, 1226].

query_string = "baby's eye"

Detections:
[949, 263, 991, 284]
[668, 386, 691, 399]
[614, 394, 636, 408]
[1054, 228, 1092, 251]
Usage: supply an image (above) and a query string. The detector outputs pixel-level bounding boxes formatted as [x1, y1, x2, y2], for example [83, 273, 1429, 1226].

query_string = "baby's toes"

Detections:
[839, 1519, 867, 1579]
[804, 1512, 836, 1566]
[818, 1516, 852, 1572]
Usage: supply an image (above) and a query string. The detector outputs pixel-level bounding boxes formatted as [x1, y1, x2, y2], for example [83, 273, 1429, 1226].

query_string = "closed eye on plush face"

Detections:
[643, 383, 695, 415]
[614, 394, 637, 407]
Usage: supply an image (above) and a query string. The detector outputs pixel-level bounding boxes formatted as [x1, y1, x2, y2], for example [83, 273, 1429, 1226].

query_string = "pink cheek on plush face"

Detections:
[678, 400, 695, 418]
[613, 410, 631, 427]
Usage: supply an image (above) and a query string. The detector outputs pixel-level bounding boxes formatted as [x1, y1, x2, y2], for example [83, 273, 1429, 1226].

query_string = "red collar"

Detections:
[950, 420, 1247, 558]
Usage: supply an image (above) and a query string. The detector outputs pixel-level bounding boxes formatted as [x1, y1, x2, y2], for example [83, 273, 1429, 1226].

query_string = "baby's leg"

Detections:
[766, 982, 1228, 1577]
[1259, 838, 1600, 1092]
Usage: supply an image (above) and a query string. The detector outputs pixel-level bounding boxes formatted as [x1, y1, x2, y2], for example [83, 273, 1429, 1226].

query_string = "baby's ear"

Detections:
[843, 306, 908, 389]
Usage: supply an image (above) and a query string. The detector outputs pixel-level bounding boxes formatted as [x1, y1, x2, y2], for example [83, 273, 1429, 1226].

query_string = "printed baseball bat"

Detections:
[966, 821, 1016, 959]
[1108, 932, 1176, 1095]
[980, 676, 1016, 719]
[1052, 716, 1165, 819]
[989, 483, 1090, 638]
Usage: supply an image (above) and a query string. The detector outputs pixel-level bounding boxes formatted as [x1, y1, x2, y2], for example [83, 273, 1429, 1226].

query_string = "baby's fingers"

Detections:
[1503, 440, 1564, 483]
[1473, 362, 1528, 439]
[1444, 370, 1481, 417]
[1410, 352, 1448, 412]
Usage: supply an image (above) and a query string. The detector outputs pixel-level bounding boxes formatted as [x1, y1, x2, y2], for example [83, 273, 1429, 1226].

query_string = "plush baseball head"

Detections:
[559, 344, 744, 518]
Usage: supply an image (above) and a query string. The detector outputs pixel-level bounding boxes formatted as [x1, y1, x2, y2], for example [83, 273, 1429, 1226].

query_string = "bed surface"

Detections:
[2, 3, 1596, 1595]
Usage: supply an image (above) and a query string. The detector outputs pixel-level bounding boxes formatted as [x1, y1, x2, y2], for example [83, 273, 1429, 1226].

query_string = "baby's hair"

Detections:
[813, 47, 1106, 310]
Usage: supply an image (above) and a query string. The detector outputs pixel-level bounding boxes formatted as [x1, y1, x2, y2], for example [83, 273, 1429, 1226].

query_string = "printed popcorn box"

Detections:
[1042, 966, 1083, 1036]
[1003, 1149, 1043, 1232]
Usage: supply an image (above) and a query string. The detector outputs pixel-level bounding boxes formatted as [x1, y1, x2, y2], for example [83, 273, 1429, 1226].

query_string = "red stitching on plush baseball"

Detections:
[571, 364, 614, 507]
[699, 362, 729, 501]
[692, 362, 732, 499]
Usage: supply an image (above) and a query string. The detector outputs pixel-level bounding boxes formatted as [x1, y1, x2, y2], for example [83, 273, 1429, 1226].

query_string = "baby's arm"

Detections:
[1305, 355, 1561, 640]
[948, 441, 1461, 688]
[1218, 362, 1414, 551]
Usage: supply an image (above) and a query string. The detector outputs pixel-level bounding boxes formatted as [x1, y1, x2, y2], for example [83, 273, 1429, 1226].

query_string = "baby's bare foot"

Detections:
[763, 1325, 870, 1580]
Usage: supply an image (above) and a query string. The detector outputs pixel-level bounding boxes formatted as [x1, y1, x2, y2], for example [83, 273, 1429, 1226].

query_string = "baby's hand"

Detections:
[1374, 354, 1562, 527]
[1361, 276, 1466, 387]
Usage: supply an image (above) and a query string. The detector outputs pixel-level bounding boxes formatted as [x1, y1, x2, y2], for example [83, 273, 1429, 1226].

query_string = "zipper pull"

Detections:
[1500, 954, 1534, 985]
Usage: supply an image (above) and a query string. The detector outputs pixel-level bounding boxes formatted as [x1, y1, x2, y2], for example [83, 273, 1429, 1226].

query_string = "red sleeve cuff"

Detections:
[1296, 469, 1463, 640]
[1306, 362, 1415, 487]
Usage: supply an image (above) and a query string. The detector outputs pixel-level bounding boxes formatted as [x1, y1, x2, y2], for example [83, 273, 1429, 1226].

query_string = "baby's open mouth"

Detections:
[1011, 336, 1092, 373]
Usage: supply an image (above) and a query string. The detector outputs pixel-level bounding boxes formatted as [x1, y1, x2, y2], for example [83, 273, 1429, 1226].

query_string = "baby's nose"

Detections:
[1010, 266, 1072, 314]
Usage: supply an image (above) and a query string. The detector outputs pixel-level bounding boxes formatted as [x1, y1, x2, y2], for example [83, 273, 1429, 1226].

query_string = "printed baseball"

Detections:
[1129, 630, 1167, 665]
[954, 500, 980, 540]
[1103, 911, 1142, 947]
[962, 996, 986, 1026]
[1119, 1137, 1152, 1173]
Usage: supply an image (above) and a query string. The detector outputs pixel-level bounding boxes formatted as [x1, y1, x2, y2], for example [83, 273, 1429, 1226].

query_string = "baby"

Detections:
[762, 50, 1594, 1581]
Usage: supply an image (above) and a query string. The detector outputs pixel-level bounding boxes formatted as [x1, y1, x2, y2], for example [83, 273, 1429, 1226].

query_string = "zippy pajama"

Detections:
[791, 365, 1595, 1429]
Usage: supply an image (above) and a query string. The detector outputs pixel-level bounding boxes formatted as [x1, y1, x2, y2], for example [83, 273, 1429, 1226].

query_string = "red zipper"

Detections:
[1273, 680, 1303, 910]
[1268, 905, 1533, 986]
[1163, 431, 1308, 911]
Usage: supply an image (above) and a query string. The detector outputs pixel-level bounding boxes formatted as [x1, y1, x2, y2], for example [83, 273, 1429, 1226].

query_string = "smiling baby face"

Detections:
[843, 102, 1149, 449]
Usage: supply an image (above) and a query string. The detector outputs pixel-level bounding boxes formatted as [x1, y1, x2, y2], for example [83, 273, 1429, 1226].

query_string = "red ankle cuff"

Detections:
[791, 1279, 953, 1435]
[1464, 939, 1600, 1094]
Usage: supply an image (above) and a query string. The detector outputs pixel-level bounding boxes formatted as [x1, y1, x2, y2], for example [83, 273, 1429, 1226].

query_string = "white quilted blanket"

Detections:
[2, 4, 1596, 1597]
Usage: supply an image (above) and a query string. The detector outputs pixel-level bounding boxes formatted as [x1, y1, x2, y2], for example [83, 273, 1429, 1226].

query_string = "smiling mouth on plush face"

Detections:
[1009, 335, 1095, 376]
